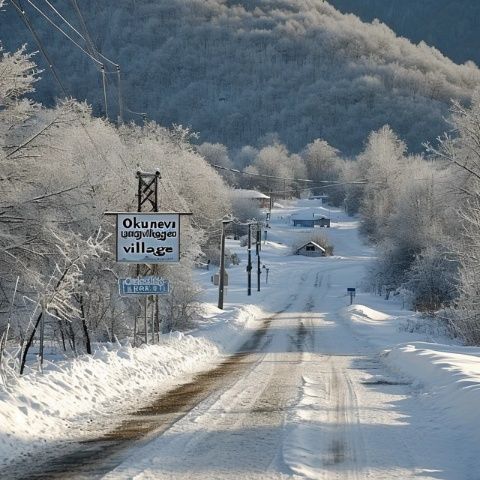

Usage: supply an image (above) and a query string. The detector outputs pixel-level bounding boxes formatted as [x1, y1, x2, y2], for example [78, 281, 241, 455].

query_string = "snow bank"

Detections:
[0, 334, 218, 466]
[0, 303, 266, 468]
[385, 342, 480, 432]
[338, 303, 411, 348]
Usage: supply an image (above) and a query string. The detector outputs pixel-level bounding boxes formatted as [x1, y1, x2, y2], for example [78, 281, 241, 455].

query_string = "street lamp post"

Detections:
[218, 219, 232, 309]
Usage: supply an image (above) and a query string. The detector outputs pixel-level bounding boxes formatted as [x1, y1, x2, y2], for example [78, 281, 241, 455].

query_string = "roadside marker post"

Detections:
[347, 287, 356, 305]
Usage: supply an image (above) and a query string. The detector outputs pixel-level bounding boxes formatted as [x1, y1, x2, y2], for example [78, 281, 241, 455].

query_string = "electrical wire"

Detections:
[10, 0, 67, 96]
[126, 108, 147, 121]
[68, 0, 118, 68]
[10, 0, 126, 188]
[24, 0, 103, 68]
[43, 0, 122, 121]
[20, 0, 126, 122]
[211, 164, 366, 185]
[42, 0, 85, 44]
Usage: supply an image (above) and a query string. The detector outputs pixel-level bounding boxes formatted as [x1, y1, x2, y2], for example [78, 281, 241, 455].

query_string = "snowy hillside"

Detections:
[3, 0, 480, 153]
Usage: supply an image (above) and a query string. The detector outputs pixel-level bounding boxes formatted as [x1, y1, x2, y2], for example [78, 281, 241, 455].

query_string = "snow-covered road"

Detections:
[103, 261, 470, 480]
[3, 200, 478, 479]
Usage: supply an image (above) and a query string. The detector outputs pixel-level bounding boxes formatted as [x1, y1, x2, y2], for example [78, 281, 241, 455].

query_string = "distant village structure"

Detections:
[291, 212, 331, 228]
[309, 194, 329, 204]
[295, 241, 327, 257]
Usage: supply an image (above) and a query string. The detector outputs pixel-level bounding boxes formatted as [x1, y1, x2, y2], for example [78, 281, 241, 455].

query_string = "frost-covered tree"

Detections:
[355, 126, 407, 241]
[0, 41, 232, 370]
[427, 91, 480, 342]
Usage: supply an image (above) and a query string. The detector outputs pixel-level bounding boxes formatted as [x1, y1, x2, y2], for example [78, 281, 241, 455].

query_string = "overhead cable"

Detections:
[25, 0, 103, 68]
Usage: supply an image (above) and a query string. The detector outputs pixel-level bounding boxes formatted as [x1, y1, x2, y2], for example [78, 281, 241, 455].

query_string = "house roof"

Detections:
[295, 241, 326, 253]
[230, 189, 270, 199]
[292, 209, 329, 220]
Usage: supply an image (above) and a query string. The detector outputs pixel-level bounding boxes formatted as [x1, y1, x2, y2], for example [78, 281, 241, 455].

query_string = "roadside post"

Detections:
[106, 170, 191, 344]
[347, 287, 356, 305]
[247, 223, 252, 296]
[218, 219, 233, 309]
[256, 223, 261, 292]
[262, 265, 269, 284]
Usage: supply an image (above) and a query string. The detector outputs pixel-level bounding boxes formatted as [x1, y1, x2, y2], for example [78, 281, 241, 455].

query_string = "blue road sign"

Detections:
[119, 277, 170, 296]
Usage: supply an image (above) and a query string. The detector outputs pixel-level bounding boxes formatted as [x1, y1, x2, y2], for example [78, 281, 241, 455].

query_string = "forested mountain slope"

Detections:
[330, 0, 480, 67]
[3, 0, 480, 154]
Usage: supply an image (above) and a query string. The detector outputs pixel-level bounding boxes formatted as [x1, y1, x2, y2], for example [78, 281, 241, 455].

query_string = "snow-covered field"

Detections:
[2, 199, 480, 479]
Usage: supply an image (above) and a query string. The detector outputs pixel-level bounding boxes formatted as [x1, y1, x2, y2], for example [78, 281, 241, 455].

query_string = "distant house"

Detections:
[293, 218, 315, 228]
[309, 194, 329, 204]
[295, 241, 326, 257]
[230, 189, 271, 208]
[292, 212, 330, 228]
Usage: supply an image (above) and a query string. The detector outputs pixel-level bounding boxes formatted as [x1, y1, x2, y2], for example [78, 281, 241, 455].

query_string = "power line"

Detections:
[68, 0, 118, 68]
[10, 0, 67, 96]
[42, 0, 122, 121]
[211, 164, 366, 185]
[18, 0, 124, 121]
[212, 164, 314, 183]
[9, 0, 125, 187]
[42, 0, 86, 45]
[24, 0, 104, 68]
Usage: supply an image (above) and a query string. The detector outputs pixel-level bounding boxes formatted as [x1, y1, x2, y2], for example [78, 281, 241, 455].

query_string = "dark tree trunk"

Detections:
[20, 311, 42, 375]
[58, 320, 67, 352]
[79, 295, 92, 354]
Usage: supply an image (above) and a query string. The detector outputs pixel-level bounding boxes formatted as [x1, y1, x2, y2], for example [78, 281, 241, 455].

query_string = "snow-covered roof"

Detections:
[296, 241, 326, 252]
[292, 211, 328, 220]
[230, 189, 270, 199]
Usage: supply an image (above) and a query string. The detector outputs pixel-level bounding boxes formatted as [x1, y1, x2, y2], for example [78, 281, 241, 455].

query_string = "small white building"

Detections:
[295, 241, 326, 257]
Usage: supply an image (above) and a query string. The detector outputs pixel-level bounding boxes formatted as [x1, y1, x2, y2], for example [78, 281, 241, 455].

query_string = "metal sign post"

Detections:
[347, 287, 356, 305]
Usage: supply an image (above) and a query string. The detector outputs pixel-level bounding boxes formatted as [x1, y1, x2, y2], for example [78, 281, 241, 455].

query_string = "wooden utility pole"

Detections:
[218, 220, 232, 309]
[247, 223, 252, 296]
[256, 223, 261, 292]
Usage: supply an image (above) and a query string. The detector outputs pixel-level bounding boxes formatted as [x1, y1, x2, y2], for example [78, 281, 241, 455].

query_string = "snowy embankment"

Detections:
[342, 302, 480, 441]
[0, 304, 263, 468]
[385, 342, 480, 431]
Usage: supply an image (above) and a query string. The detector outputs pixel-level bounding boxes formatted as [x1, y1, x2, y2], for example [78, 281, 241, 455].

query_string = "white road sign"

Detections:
[116, 213, 180, 263]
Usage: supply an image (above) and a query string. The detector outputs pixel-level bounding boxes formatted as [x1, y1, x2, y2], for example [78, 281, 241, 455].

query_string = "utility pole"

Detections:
[218, 219, 232, 309]
[135, 170, 161, 343]
[247, 223, 252, 296]
[256, 223, 261, 292]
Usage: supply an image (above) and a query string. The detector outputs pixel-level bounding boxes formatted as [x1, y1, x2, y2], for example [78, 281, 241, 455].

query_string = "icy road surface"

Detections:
[6, 202, 474, 479]
[103, 267, 468, 479]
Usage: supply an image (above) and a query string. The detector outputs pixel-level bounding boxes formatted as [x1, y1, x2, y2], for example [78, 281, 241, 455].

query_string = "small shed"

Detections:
[315, 217, 330, 228]
[295, 241, 326, 257]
